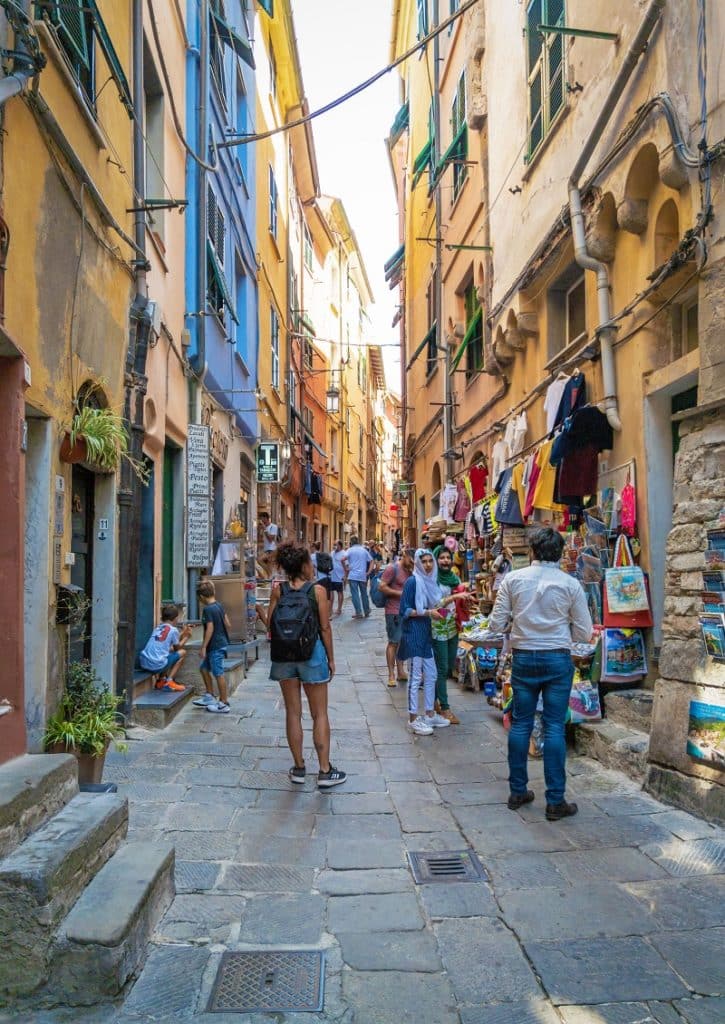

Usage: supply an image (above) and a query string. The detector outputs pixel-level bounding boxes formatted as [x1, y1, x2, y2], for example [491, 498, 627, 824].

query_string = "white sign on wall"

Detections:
[187, 424, 211, 568]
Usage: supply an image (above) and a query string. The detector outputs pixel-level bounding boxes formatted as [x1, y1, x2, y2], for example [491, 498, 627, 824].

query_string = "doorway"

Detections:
[135, 458, 155, 660]
[70, 465, 94, 663]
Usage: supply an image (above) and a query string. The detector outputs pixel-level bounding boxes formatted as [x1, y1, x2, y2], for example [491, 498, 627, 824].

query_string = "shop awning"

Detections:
[384, 244, 405, 289]
[212, 9, 255, 70]
[450, 306, 482, 372]
[389, 101, 410, 145]
[207, 239, 239, 324]
[406, 321, 437, 371]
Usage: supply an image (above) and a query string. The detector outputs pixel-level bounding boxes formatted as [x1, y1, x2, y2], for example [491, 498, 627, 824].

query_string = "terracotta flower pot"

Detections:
[60, 433, 88, 464]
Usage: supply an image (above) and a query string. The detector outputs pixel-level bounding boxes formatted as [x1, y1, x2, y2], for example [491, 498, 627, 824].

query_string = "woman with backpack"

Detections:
[268, 543, 346, 788]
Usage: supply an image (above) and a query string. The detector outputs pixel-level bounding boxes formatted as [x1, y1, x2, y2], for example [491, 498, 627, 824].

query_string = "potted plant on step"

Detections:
[60, 401, 149, 483]
[44, 661, 127, 784]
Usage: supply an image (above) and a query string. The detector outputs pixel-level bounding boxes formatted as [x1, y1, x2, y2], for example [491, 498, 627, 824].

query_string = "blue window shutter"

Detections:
[211, 10, 256, 70]
[258, 0, 273, 16]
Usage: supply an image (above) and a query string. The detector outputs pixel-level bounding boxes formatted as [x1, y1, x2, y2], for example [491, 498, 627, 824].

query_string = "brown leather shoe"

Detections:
[546, 801, 578, 821]
[440, 708, 460, 724]
[507, 790, 535, 810]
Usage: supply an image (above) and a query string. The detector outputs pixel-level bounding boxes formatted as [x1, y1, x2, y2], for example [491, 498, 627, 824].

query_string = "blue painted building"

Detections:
[185, 0, 259, 573]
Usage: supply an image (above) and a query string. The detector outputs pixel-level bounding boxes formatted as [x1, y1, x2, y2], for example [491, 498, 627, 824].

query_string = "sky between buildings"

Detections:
[291, 0, 402, 394]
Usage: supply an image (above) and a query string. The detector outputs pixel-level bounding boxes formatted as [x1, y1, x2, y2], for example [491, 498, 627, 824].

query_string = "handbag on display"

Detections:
[602, 534, 653, 627]
[567, 669, 602, 723]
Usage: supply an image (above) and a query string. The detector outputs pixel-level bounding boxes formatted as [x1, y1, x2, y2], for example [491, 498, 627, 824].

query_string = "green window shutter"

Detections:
[546, 0, 565, 122]
[405, 322, 437, 372]
[87, 1, 133, 115]
[431, 122, 466, 188]
[416, 0, 428, 39]
[258, 0, 273, 16]
[526, 0, 543, 72]
[211, 10, 256, 70]
[412, 138, 432, 186]
[207, 239, 239, 324]
[450, 307, 483, 373]
[39, 0, 90, 68]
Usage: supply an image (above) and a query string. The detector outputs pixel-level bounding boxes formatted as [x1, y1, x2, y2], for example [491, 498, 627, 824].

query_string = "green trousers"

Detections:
[433, 635, 458, 710]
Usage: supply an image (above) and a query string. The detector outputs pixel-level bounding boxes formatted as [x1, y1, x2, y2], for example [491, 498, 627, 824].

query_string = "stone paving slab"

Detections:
[486, 852, 568, 892]
[459, 1000, 561, 1024]
[377, 757, 432, 782]
[326, 838, 406, 869]
[387, 780, 442, 804]
[525, 935, 690, 1004]
[158, 894, 245, 943]
[541, 813, 674, 851]
[237, 893, 325, 944]
[592, 793, 670, 816]
[316, 868, 413, 895]
[438, 780, 510, 805]
[435, 918, 542, 1004]
[327, 892, 425, 932]
[674, 997, 725, 1023]
[499, 880, 657, 939]
[559, 1003, 683, 1024]
[639, 836, 725, 876]
[160, 831, 238, 861]
[182, 784, 256, 807]
[234, 834, 327, 866]
[550, 846, 669, 883]
[649, 926, 725, 993]
[216, 862, 314, 893]
[314, 812, 401, 839]
[396, 800, 460, 834]
[328, 793, 394, 814]
[337, 930, 442, 972]
[624, 876, 725, 932]
[651, 810, 724, 841]
[164, 803, 237, 832]
[342, 970, 459, 1023]
[252, 789, 335, 813]
[121, 943, 210, 1018]
[174, 860, 221, 892]
[419, 880, 500, 919]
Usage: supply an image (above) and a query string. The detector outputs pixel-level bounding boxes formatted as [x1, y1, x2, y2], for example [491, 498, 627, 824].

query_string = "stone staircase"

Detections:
[574, 688, 653, 782]
[0, 752, 174, 1009]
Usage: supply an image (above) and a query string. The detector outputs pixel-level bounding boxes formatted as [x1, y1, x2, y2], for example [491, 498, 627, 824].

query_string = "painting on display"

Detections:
[687, 699, 725, 770]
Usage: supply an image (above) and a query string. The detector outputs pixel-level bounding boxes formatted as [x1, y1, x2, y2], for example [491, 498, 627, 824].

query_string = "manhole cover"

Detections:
[207, 950, 325, 1013]
[408, 849, 488, 884]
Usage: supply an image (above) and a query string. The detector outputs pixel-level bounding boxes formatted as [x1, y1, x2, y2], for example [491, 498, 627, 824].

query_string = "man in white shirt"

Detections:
[259, 512, 279, 577]
[343, 535, 372, 619]
[489, 527, 593, 822]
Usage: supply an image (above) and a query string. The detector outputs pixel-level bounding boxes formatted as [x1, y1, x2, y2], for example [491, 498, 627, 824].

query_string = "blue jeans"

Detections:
[349, 579, 370, 616]
[508, 649, 574, 806]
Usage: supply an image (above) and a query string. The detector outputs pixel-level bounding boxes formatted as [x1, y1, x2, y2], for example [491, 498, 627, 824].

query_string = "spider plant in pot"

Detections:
[44, 660, 127, 784]
[60, 404, 149, 484]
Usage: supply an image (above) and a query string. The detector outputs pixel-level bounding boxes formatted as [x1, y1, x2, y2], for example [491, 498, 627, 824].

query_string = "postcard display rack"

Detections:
[700, 517, 725, 661]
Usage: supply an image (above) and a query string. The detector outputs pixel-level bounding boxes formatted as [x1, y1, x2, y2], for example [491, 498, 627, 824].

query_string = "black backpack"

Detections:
[270, 581, 319, 662]
[316, 551, 333, 574]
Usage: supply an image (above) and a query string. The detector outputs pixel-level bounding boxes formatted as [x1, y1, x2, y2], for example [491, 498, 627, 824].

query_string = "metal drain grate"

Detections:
[407, 849, 488, 884]
[207, 950, 325, 1013]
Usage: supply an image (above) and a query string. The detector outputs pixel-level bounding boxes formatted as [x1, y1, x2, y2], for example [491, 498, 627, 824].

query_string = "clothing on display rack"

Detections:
[494, 466, 524, 526]
[550, 406, 613, 503]
[309, 472, 323, 504]
[553, 372, 587, 429]
[491, 436, 509, 485]
[468, 462, 488, 503]
[504, 411, 528, 458]
[439, 482, 458, 522]
[304, 461, 313, 496]
[453, 478, 471, 522]
[544, 373, 569, 433]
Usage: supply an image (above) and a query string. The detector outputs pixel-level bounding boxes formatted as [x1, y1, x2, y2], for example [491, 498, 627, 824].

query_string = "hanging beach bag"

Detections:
[602, 534, 652, 626]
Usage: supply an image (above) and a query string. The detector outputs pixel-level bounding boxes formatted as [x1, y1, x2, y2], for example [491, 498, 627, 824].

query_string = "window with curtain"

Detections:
[526, 0, 566, 160]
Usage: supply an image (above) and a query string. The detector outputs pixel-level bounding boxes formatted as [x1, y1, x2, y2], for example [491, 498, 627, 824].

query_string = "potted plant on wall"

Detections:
[44, 661, 127, 784]
[60, 392, 149, 483]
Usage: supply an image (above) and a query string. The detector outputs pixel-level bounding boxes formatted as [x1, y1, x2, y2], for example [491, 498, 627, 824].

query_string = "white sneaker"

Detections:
[207, 700, 230, 714]
[193, 693, 215, 707]
[410, 716, 434, 735]
[428, 712, 451, 728]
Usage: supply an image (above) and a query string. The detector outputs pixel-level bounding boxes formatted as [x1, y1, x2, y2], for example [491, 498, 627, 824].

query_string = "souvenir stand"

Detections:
[209, 512, 259, 645]
[437, 371, 653, 726]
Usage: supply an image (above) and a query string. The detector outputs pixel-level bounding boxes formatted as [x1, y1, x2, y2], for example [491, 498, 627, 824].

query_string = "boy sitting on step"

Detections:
[139, 604, 192, 691]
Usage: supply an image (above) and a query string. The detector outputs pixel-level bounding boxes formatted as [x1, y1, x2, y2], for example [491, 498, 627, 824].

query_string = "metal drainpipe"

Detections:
[432, 0, 452, 485]
[117, 0, 151, 713]
[0, 1, 37, 107]
[568, 0, 666, 432]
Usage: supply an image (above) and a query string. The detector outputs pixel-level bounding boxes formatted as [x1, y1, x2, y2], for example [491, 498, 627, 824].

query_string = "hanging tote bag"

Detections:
[603, 535, 653, 626]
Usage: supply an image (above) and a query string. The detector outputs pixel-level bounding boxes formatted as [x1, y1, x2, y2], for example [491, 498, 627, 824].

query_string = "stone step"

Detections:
[132, 686, 196, 730]
[0, 792, 128, 1000]
[132, 670, 155, 699]
[175, 644, 246, 696]
[0, 753, 79, 860]
[574, 719, 649, 783]
[50, 841, 175, 1006]
[603, 688, 653, 732]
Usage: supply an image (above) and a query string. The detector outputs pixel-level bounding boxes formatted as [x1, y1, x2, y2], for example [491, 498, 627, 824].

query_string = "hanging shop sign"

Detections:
[257, 441, 280, 484]
[187, 424, 211, 567]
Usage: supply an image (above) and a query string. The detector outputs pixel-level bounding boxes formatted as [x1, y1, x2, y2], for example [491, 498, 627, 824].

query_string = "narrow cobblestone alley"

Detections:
[18, 610, 725, 1024]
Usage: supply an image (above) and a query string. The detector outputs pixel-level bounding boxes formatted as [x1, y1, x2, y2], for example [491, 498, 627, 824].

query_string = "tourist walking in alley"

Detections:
[488, 526, 594, 820]
[379, 547, 413, 687]
[330, 539, 347, 616]
[398, 549, 453, 735]
[344, 535, 372, 619]
[431, 545, 471, 724]
[268, 542, 346, 788]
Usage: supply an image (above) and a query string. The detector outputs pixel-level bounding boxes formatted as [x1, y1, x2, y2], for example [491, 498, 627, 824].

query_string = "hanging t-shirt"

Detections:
[532, 440, 561, 511]
[544, 377, 569, 433]
[439, 482, 458, 522]
[556, 444, 600, 503]
[509, 412, 528, 457]
[494, 467, 524, 525]
[468, 464, 488, 503]
[511, 462, 527, 520]
[491, 438, 509, 484]
[553, 373, 587, 429]
[524, 454, 542, 518]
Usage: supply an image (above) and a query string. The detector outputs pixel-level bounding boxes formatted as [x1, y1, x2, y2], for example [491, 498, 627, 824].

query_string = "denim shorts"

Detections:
[140, 650, 180, 675]
[385, 613, 402, 644]
[200, 648, 226, 677]
[269, 637, 330, 683]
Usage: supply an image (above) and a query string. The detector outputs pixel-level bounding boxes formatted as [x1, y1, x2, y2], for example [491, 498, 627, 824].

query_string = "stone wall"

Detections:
[645, 405, 725, 822]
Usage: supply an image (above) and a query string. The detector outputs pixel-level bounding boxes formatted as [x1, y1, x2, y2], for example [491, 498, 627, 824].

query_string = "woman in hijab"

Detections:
[398, 549, 454, 735]
[431, 545, 468, 725]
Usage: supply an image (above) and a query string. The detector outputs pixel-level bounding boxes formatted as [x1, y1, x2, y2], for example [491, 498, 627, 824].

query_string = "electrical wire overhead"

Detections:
[219, 0, 480, 150]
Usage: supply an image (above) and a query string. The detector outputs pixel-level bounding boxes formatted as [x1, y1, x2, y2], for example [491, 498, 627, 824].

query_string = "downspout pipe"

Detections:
[0, 67, 34, 105]
[567, 0, 666, 432]
[190, 0, 209, 378]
